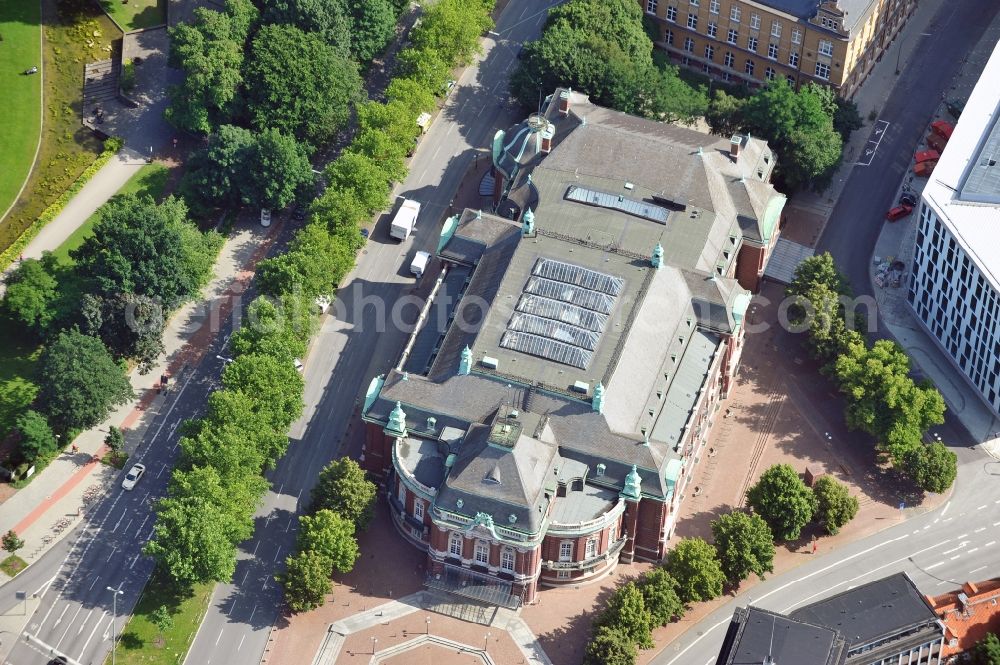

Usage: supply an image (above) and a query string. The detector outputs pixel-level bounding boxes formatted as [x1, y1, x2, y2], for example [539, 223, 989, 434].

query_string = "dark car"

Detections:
[360, 228, 370, 240]
[886, 203, 914, 222]
[292, 206, 307, 221]
[899, 193, 918, 207]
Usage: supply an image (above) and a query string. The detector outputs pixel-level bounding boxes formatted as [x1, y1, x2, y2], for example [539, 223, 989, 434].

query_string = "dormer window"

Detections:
[596, 463, 606, 476]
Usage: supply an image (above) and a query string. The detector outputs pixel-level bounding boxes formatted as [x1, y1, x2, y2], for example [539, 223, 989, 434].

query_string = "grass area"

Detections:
[0, 0, 43, 221]
[0, 554, 28, 577]
[50, 162, 170, 266]
[108, 575, 215, 665]
[0, 0, 120, 254]
[98, 0, 165, 32]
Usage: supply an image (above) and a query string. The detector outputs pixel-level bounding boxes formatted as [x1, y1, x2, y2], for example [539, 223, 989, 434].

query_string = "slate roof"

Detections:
[436, 423, 558, 534]
[789, 572, 941, 651]
[716, 606, 847, 665]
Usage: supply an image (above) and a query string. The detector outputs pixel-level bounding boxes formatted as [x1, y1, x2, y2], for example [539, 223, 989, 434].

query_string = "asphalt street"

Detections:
[652, 1, 1000, 662]
[181, 2, 564, 664]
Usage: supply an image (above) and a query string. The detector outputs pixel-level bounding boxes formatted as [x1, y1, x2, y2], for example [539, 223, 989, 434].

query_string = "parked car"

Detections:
[926, 133, 947, 152]
[122, 463, 146, 490]
[931, 120, 954, 139]
[886, 204, 914, 222]
[914, 161, 936, 178]
[899, 193, 918, 207]
[292, 206, 307, 221]
[410, 251, 431, 278]
[914, 149, 940, 164]
[293, 358, 304, 372]
[360, 228, 370, 240]
[260, 208, 272, 227]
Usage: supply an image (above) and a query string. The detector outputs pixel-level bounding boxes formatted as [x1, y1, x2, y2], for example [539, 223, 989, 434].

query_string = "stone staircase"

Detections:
[425, 597, 497, 626]
[478, 172, 495, 196]
[82, 60, 119, 119]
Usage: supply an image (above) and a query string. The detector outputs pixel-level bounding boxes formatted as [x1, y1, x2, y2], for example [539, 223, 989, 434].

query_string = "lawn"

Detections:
[108, 575, 215, 665]
[0, 0, 119, 254]
[0, 0, 43, 222]
[50, 162, 171, 266]
[98, 0, 165, 32]
[0, 554, 27, 577]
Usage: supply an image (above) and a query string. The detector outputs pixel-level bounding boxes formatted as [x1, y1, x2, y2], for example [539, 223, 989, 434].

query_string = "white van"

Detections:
[410, 251, 430, 278]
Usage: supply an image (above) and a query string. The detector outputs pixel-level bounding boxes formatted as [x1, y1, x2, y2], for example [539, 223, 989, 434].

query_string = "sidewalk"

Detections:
[0, 213, 282, 585]
[869, 21, 1000, 448]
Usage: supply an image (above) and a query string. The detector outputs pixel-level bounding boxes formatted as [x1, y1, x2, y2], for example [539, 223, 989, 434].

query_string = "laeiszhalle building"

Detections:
[361, 89, 785, 607]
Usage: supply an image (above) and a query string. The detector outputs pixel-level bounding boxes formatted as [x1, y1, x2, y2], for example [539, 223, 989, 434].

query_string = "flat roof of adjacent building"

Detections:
[922, 40, 1000, 294]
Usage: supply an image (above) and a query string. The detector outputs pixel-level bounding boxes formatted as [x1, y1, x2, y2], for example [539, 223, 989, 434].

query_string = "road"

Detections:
[181, 2, 562, 665]
[0, 3, 559, 662]
[652, 1, 1000, 662]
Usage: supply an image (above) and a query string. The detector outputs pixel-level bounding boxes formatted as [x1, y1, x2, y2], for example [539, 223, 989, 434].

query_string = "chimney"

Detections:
[963, 582, 979, 596]
[558, 89, 571, 115]
[541, 125, 554, 153]
[730, 134, 743, 162]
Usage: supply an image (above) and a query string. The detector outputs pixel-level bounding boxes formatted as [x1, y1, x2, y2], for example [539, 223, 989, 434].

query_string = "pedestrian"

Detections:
[811, 539, 818, 554]
[172, 137, 178, 150]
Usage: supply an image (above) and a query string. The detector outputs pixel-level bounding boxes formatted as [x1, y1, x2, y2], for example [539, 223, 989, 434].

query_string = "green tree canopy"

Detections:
[166, 0, 258, 133]
[81, 292, 166, 375]
[2, 529, 25, 555]
[199, 389, 291, 466]
[638, 568, 685, 626]
[256, 221, 358, 299]
[296, 509, 359, 574]
[385, 77, 436, 117]
[231, 295, 311, 363]
[2, 254, 58, 335]
[221, 352, 305, 431]
[595, 581, 653, 648]
[811, 475, 859, 535]
[584, 626, 637, 665]
[664, 537, 725, 603]
[16, 409, 59, 462]
[711, 511, 775, 584]
[409, 0, 493, 66]
[244, 24, 362, 145]
[969, 632, 1000, 665]
[37, 329, 133, 434]
[311, 458, 378, 528]
[345, 0, 397, 62]
[745, 464, 817, 541]
[72, 194, 219, 306]
[903, 442, 957, 494]
[280, 549, 332, 612]
[260, 0, 352, 55]
[149, 605, 174, 638]
[324, 152, 396, 215]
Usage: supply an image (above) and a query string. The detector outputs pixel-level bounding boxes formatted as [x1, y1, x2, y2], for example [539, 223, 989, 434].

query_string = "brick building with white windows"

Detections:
[641, 0, 916, 97]
[361, 89, 785, 608]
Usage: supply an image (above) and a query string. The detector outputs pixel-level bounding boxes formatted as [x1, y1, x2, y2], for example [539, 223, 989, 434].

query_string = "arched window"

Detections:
[448, 532, 463, 557]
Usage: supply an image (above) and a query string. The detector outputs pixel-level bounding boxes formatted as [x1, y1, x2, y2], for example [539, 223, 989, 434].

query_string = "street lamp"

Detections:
[895, 32, 932, 75]
[484, 632, 491, 651]
[425, 617, 430, 635]
[107, 585, 124, 665]
[371, 636, 378, 655]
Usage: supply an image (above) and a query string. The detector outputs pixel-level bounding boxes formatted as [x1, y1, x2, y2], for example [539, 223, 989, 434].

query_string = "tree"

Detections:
[968, 632, 1000, 665]
[144, 495, 246, 586]
[786, 253, 851, 301]
[244, 24, 362, 145]
[37, 329, 133, 434]
[386, 77, 436, 117]
[280, 549, 332, 612]
[663, 537, 725, 603]
[255, 222, 357, 298]
[648, 64, 709, 124]
[105, 426, 125, 455]
[260, 0, 352, 55]
[179, 124, 256, 211]
[2, 255, 58, 334]
[832, 338, 945, 463]
[220, 352, 305, 431]
[705, 90, 746, 137]
[903, 442, 958, 494]
[711, 511, 775, 584]
[746, 464, 817, 541]
[638, 568, 685, 626]
[166, 0, 258, 133]
[2, 529, 25, 556]
[410, 0, 493, 67]
[811, 475, 859, 535]
[231, 296, 311, 363]
[583, 626, 637, 665]
[16, 410, 59, 462]
[324, 152, 396, 214]
[296, 510, 359, 574]
[346, 0, 397, 63]
[596, 582, 653, 648]
[72, 194, 219, 306]
[81, 291, 166, 374]
[311, 458, 377, 528]
[202, 389, 291, 465]
[149, 604, 174, 641]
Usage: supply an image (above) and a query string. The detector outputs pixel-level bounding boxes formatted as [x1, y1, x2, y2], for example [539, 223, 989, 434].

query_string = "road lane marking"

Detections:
[146, 365, 197, 447]
[252, 541, 260, 557]
[986, 541, 996, 547]
[248, 602, 257, 623]
[216, 628, 224, 645]
[54, 605, 69, 626]
[950, 555, 961, 560]
[238, 634, 246, 651]
[78, 608, 93, 634]
[925, 561, 945, 570]
[967, 548, 979, 554]
[57, 604, 85, 648]
[273, 546, 282, 562]
[941, 500, 951, 516]
[978, 505, 988, 510]
[107, 545, 117, 561]
[975, 527, 986, 533]
[958, 533, 968, 539]
[970, 566, 988, 574]
[129, 553, 140, 569]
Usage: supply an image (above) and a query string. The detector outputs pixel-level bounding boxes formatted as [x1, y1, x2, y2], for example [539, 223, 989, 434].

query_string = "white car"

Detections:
[122, 463, 146, 490]
[260, 208, 272, 227]
[294, 358, 304, 372]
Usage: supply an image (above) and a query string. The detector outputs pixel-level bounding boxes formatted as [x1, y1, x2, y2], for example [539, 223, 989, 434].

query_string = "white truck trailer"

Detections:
[390, 199, 421, 240]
